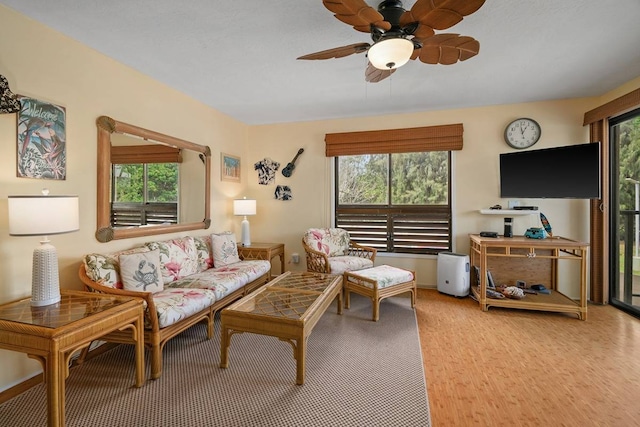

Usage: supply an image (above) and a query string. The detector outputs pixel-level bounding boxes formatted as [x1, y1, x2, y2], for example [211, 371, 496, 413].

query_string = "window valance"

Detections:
[111, 145, 182, 164]
[583, 87, 640, 125]
[325, 123, 463, 157]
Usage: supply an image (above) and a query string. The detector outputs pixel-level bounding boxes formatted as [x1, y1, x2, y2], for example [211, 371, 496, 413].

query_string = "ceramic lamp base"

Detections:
[31, 241, 61, 307]
[240, 217, 251, 247]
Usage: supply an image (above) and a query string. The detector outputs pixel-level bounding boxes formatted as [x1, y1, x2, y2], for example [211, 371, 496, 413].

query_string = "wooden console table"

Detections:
[238, 242, 285, 278]
[0, 290, 145, 427]
[469, 234, 589, 320]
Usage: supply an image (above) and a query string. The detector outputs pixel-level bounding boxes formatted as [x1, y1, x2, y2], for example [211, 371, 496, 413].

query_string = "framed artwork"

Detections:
[16, 96, 67, 180]
[221, 152, 241, 183]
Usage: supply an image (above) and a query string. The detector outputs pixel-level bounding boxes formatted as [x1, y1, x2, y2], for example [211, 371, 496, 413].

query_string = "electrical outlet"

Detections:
[292, 253, 300, 264]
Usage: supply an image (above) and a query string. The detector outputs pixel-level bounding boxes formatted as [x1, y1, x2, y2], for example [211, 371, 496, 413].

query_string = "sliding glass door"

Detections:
[610, 108, 640, 318]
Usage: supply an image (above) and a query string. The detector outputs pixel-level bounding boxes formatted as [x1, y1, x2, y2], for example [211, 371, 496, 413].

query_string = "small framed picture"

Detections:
[221, 153, 241, 183]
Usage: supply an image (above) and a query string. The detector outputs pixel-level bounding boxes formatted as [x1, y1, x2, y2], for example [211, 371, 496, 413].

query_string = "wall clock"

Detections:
[504, 118, 541, 149]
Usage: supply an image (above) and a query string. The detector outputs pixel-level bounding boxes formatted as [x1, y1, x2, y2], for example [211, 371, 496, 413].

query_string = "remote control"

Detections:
[479, 231, 499, 238]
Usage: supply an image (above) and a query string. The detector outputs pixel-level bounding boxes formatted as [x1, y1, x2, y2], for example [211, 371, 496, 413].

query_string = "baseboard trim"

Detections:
[0, 373, 42, 404]
[0, 342, 121, 404]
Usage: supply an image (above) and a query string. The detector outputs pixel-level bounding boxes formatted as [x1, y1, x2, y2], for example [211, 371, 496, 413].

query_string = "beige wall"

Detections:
[246, 100, 594, 287]
[1, 5, 639, 392]
[0, 6, 249, 390]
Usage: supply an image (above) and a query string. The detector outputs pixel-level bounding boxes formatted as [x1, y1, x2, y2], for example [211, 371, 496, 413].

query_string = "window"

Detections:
[327, 123, 462, 255]
[335, 151, 451, 255]
[111, 162, 179, 227]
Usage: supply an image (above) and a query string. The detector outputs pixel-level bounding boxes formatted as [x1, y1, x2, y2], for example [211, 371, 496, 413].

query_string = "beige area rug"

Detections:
[0, 293, 430, 427]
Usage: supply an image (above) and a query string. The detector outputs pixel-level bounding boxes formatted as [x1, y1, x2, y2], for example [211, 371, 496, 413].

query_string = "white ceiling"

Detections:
[2, 0, 640, 125]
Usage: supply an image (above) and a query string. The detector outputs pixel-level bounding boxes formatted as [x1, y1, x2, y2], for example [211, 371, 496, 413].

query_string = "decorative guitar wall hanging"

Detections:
[282, 148, 304, 177]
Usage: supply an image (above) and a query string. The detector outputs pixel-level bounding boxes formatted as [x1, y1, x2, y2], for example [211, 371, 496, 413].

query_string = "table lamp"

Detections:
[233, 197, 256, 247]
[8, 190, 80, 306]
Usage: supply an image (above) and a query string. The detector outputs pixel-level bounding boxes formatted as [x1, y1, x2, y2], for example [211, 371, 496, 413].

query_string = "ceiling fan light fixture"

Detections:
[367, 37, 414, 70]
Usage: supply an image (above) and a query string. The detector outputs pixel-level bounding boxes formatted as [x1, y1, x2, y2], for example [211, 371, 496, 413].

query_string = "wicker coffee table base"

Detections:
[220, 271, 343, 385]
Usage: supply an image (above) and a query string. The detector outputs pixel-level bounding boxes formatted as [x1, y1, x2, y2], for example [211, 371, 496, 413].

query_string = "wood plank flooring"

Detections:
[415, 288, 640, 426]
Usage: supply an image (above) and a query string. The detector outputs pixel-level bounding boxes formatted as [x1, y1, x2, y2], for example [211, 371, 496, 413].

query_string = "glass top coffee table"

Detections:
[219, 271, 342, 385]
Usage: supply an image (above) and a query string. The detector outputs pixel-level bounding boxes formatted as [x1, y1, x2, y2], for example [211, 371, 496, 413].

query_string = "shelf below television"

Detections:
[469, 234, 588, 320]
[479, 209, 539, 215]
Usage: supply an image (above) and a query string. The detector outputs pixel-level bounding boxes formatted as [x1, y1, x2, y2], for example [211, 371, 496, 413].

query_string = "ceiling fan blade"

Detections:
[413, 25, 436, 39]
[400, 0, 486, 31]
[435, 0, 486, 17]
[297, 43, 370, 60]
[414, 34, 480, 65]
[365, 62, 395, 83]
[323, 0, 392, 33]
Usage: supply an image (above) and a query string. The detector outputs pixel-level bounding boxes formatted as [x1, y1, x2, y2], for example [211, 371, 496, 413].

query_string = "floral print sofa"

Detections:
[302, 228, 377, 275]
[78, 233, 271, 379]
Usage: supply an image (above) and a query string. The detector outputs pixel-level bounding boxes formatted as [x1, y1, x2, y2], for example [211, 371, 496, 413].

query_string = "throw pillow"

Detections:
[83, 246, 150, 289]
[304, 228, 349, 256]
[145, 236, 199, 284]
[193, 235, 213, 272]
[119, 249, 164, 293]
[211, 232, 241, 267]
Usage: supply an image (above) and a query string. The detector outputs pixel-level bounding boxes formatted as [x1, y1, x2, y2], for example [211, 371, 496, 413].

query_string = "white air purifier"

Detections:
[437, 252, 470, 297]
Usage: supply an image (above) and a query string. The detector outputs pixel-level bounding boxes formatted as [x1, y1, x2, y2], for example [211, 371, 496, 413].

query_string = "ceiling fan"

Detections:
[297, 0, 486, 82]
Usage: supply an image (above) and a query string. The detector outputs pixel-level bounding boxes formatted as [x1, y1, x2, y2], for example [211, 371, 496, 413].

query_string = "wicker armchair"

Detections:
[302, 228, 377, 275]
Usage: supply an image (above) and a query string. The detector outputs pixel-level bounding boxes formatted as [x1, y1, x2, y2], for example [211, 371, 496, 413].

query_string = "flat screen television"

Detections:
[499, 142, 601, 199]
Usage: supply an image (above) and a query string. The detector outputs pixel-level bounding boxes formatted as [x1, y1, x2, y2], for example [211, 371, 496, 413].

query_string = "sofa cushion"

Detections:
[83, 246, 150, 289]
[211, 232, 241, 267]
[152, 288, 216, 329]
[145, 236, 199, 284]
[119, 250, 164, 293]
[167, 260, 271, 300]
[303, 228, 350, 257]
[193, 235, 213, 272]
[327, 256, 374, 275]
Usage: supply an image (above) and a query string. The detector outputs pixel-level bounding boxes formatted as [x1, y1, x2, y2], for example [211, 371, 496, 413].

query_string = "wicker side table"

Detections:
[0, 290, 145, 427]
[237, 242, 285, 279]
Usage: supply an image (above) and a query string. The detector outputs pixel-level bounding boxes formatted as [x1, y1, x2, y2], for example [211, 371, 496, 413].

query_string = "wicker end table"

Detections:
[0, 290, 145, 427]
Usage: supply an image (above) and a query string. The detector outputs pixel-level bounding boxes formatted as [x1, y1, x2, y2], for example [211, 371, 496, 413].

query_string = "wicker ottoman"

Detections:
[344, 265, 416, 321]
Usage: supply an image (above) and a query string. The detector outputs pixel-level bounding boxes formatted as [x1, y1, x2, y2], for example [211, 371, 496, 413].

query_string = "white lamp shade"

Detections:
[367, 37, 414, 70]
[233, 198, 256, 216]
[7, 194, 79, 306]
[8, 195, 80, 236]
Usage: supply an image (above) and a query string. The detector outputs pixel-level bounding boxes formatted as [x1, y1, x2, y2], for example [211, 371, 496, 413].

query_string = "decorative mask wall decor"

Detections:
[0, 74, 20, 114]
[275, 185, 292, 201]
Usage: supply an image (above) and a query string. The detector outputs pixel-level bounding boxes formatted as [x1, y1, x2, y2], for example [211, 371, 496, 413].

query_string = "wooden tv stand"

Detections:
[469, 234, 589, 320]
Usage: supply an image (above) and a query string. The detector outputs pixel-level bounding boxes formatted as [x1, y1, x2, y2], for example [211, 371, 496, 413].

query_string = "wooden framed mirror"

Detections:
[96, 116, 211, 242]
